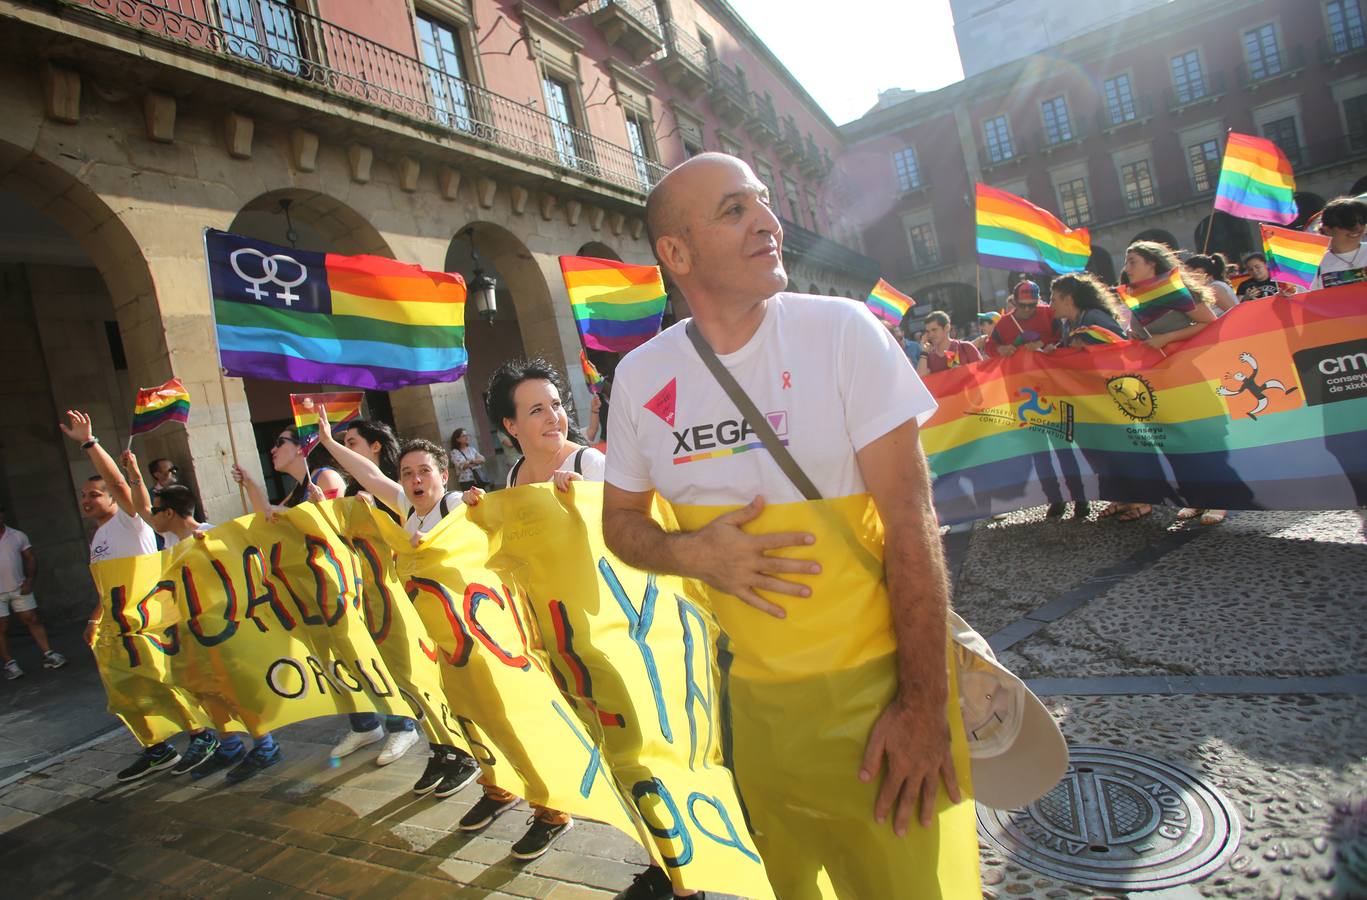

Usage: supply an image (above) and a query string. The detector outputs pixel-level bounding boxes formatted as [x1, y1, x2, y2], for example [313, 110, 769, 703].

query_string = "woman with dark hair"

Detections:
[448, 427, 487, 492]
[1049, 273, 1127, 347]
[1183, 254, 1239, 314]
[234, 425, 347, 513]
[1311, 195, 1367, 290]
[458, 358, 600, 860]
[1122, 241, 1216, 352]
[328, 418, 421, 767]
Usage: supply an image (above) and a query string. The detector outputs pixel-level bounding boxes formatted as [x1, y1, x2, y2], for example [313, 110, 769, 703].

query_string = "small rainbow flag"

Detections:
[976, 183, 1090, 274]
[559, 256, 668, 354]
[866, 278, 915, 325]
[580, 350, 605, 394]
[290, 391, 364, 453]
[1119, 269, 1197, 328]
[1260, 224, 1331, 291]
[943, 349, 960, 368]
[207, 230, 467, 391]
[1070, 324, 1126, 346]
[1214, 133, 1298, 224]
[130, 378, 190, 436]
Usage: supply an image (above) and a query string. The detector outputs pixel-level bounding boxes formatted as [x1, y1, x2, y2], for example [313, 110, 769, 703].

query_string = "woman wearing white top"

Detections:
[447, 427, 487, 492]
[458, 358, 602, 861]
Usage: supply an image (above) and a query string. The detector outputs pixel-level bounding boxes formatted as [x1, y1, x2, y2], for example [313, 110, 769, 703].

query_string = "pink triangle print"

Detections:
[645, 378, 677, 427]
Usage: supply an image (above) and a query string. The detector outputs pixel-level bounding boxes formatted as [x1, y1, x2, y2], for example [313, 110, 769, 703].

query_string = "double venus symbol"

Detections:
[230, 247, 308, 306]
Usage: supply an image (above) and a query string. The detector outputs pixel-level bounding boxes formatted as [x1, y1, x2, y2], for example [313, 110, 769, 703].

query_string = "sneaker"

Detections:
[458, 793, 520, 832]
[171, 731, 221, 775]
[510, 815, 573, 861]
[191, 741, 247, 781]
[329, 726, 384, 759]
[116, 745, 180, 782]
[375, 728, 420, 766]
[1045, 502, 1067, 518]
[3, 659, 21, 680]
[614, 866, 694, 900]
[225, 743, 281, 784]
[1074, 501, 1091, 520]
[42, 650, 67, 670]
[412, 752, 448, 796]
[433, 753, 482, 799]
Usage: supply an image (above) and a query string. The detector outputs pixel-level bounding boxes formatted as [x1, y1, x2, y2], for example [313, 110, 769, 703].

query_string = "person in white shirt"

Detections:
[601, 153, 956, 899]
[0, 504, 65, 678]
[1310, 196, 1367, 291]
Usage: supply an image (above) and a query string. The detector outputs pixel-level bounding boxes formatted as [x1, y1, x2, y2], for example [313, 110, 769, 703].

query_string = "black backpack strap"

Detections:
[509, 456, 523, 487]
[573, 447, 587, 475]
[439, 493, 454, 517]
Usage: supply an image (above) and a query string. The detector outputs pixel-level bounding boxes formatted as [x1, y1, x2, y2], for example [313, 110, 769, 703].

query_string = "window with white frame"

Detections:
[1057, 178, 1091, 226]
[892, 147, 922, 191]
[625, 113, 654, 189]
[1170, 51, 1207, 104]
[543, 76, 580, 167]
[1326, 0, 1366, 55]
[1104, 74, 1137, 125]
[983, 115, 1014, 163]
[1242, 23, 1283, 80]
[1041, 96, 1073, 145]
[418, 14, 474, 131]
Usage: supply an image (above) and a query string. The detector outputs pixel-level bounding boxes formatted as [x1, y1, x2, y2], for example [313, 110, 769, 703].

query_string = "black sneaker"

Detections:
[191, 742, 247, 781]
[614, 866, 680, 900]
[225, 743, 281, 784]
[1073, 501, 1091, 520]
[1045, 502, 1067, 518]
[413, 753, 447, 796]
[510, 815, 573, 861]
[458, 793, 520, 831]
[171, 732, 221, 775]
[116, 744, 180, 782]
[432, 753, 481, 799]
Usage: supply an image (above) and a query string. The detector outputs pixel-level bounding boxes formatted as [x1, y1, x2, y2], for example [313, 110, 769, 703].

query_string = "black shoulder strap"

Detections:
[439, 493, 454, 517]
[573, 447, 587, 475]
[686, 320, 822, 501]
[509, 457, 523, 486]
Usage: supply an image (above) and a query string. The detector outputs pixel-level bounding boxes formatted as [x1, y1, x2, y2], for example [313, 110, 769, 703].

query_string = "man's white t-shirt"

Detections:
[0, 527, 32, 593]
[606, 293, 938, 505]
[1311, 243, 1367, 291]
[161, 521, 212, 549]
[90, 508, 157, 563]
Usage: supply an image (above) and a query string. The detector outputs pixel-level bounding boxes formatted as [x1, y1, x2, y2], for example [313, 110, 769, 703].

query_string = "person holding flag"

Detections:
[1120, 241, 1216, 351]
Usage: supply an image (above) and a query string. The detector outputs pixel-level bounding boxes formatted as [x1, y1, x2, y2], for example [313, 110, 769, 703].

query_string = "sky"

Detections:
[723, 0, 965, 126]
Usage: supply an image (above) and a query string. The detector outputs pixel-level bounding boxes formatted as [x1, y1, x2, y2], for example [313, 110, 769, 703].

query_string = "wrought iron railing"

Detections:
[67, 0, 666, 194]
[1236, 43, 1307, 88]
[709, 58, 749, 106]
[660, 19, 707, 71]
[588, 0, 661, 36]
[751, 93, 780, 132]
[1164, 70, 1228, 112]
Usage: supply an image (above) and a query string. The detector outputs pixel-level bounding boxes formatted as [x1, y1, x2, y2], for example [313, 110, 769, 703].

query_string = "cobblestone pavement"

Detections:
[0, 506, 1361, 898]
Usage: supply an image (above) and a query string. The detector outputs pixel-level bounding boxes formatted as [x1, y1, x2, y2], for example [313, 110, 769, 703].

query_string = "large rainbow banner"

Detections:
[921, 286, 1367, 523]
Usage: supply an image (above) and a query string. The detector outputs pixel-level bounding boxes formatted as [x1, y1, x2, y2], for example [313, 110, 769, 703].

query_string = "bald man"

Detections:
[602, 154, 974, 899]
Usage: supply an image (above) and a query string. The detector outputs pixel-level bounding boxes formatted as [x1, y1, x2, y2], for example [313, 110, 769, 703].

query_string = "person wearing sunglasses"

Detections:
[233, 426, 347, 515]
[983, 280, 1057, 358]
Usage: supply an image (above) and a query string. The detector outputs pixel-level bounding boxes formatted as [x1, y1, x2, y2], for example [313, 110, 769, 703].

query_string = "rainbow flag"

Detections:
[1118, 268, 1197, 328]
[920, 286, 1367, 524]
[130, 378, 190, 436]
[1070, 324, 1126, 346]
[289, 392, 364, 453]
[866, 278, 915, 325]
[1213, 132, 1298, 224]
[559, 256, 668, 354]
[580, 350, 605, 394]
[975, 183, 1090, 274]
[206, 230, 467, 390]
[1260, 224, 1331, 290]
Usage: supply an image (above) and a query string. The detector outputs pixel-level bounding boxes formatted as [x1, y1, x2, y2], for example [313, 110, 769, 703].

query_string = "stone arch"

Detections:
[1193, 214, 1256, 262]
[228, 189, 396, 495]
[445, 221, 561, 469]
[1129, 228, 1180, 250]
[577, 240, 621, 261]
[1086, 246, 1117, 284]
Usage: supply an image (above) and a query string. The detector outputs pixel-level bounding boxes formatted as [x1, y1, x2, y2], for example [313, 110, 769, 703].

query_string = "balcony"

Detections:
[800, 135, 825, 178]
[978, 135, 1029, 172]
[656, 21, 708, 99]
[1319, 31, 1367, 65]
[1237, 44, 1307, 90]
[747, 93, 780, 145]
[707, 60, 750, 127]
[778, 217, 880, 282]
[1099, 96, 1156, 134]
[588, 0, 664, 64]
[69, 0, 666, 196]
[1165, 71, 1228, 113]
[777, 116, 804, 164]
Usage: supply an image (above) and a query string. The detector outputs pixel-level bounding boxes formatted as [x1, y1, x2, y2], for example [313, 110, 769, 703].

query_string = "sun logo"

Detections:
[1106, 374, 1157, 421]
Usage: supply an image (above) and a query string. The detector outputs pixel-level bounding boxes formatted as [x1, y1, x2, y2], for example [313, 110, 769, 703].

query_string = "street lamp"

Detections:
[461, 226, 498, 324]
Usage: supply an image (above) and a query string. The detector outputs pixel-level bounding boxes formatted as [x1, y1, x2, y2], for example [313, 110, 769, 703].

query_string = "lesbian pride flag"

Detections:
[207, 230, 467, 391]
[975, 183, 1090, 274]
[559, 256, 668, 354]
[1214, 133, 1298, 224]
[919, 286, 1367, 524]
[1260, 224, 1331, 290]
[130, 378, 190, 436]
[866, 278, 915, 326]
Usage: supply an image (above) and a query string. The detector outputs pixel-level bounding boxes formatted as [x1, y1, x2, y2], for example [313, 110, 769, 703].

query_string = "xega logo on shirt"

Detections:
[645, 377, 791, 464]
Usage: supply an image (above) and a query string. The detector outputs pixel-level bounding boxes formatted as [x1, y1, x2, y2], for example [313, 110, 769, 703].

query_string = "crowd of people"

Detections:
[887, 194, 1367, 524]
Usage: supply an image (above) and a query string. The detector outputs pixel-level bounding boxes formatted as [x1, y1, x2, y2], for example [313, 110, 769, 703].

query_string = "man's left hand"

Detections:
[859, 694, 961, 834]
[19, 580, 32, 595]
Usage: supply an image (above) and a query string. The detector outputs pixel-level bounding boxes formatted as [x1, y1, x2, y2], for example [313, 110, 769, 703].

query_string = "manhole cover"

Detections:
[977, 746, 1241, 890]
